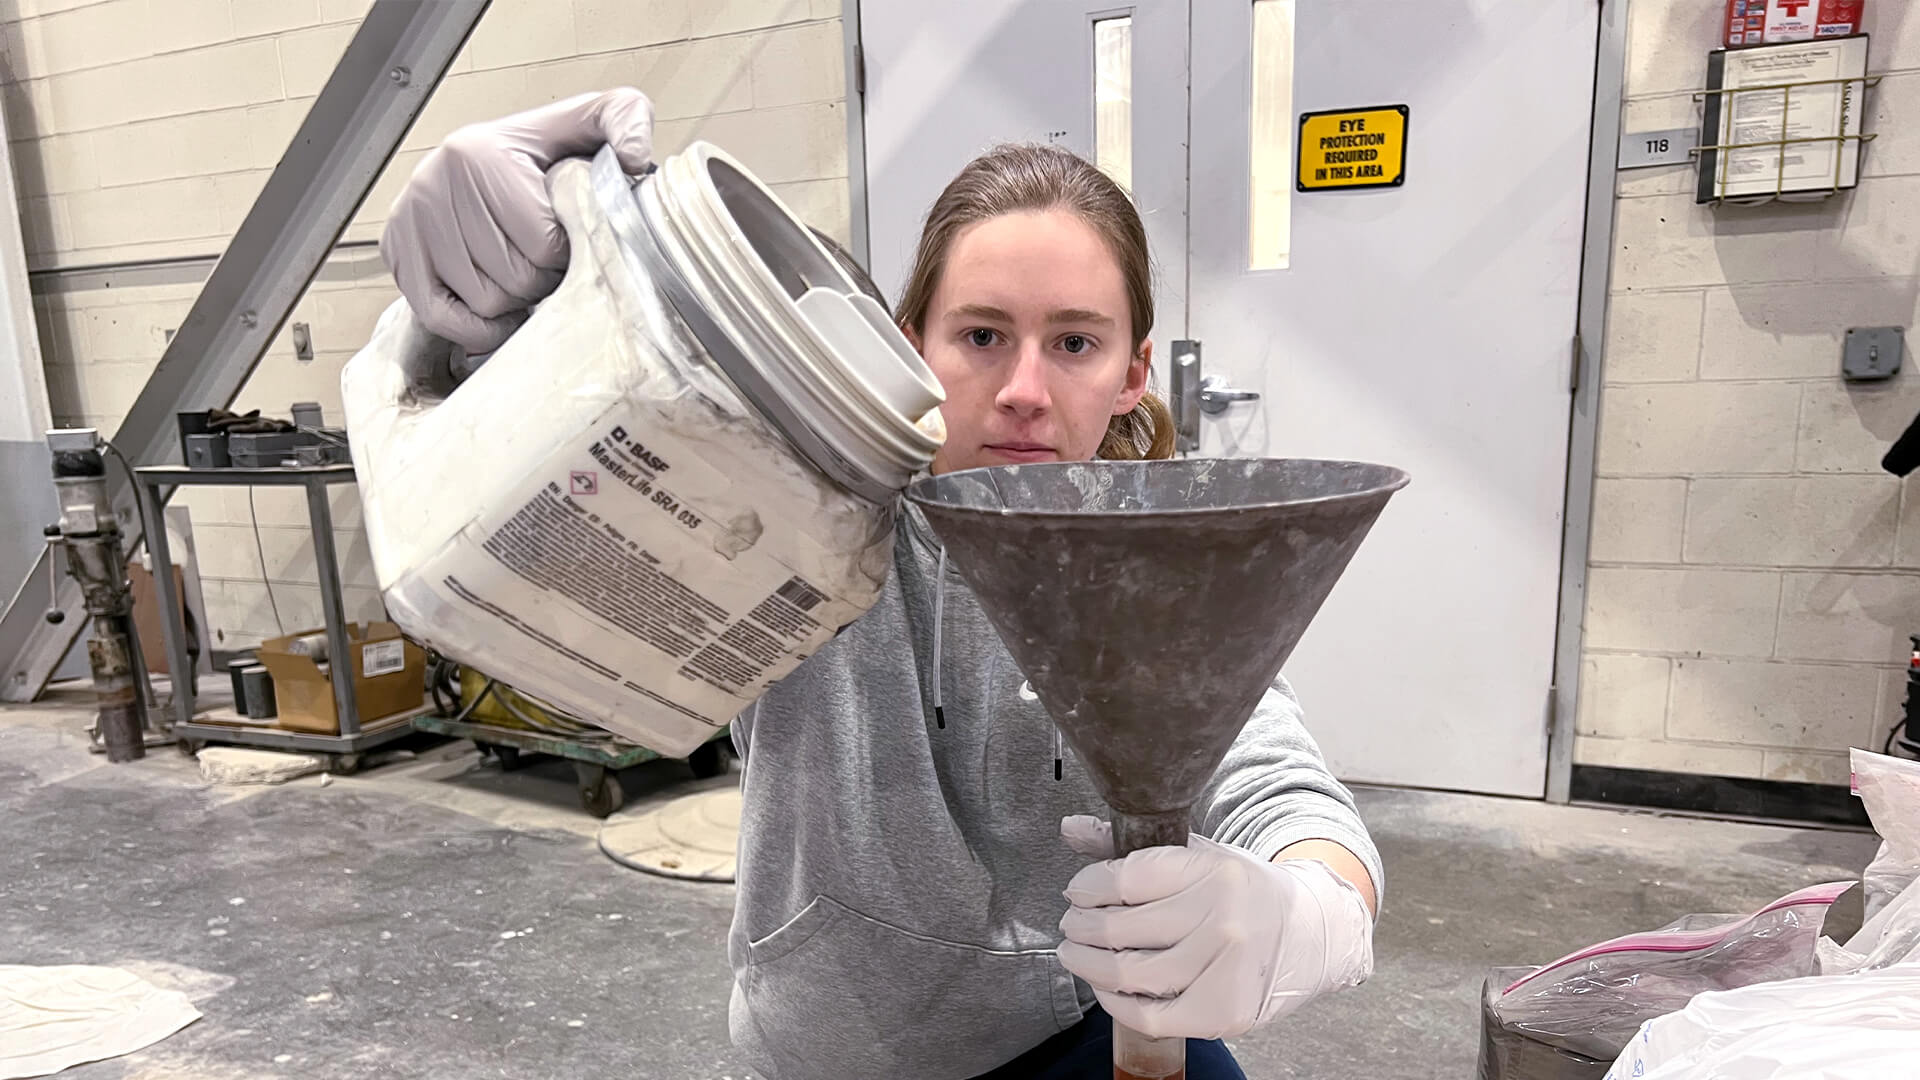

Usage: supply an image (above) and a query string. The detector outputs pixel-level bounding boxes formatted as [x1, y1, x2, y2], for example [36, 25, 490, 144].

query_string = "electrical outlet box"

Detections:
[1843, 327, 1903, 381]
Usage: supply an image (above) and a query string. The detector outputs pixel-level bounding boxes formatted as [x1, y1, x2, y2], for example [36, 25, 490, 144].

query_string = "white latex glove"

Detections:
[381, 87, 656, 353]
[1056, 814, 1374, 1040]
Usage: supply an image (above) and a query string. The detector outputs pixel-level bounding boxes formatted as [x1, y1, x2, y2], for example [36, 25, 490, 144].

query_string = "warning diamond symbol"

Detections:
[570, 471, 598, 496]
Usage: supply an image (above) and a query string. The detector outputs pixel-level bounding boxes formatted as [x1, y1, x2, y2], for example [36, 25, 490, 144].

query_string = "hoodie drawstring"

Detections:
[932, 545, 947, 730]
[932, 541, 1059, 781]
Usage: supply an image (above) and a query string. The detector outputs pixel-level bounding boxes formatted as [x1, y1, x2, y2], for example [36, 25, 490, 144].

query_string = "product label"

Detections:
[362, 639, 406, 678]
[478, 480, 826, 691]
[447, 401, 865, 734]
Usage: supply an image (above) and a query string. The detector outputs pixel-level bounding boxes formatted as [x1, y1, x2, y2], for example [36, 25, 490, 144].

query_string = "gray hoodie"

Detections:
[727, 504, 1382, 1080]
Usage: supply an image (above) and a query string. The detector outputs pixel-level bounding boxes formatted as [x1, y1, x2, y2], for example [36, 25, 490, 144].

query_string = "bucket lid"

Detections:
[594, 143, 943, 502]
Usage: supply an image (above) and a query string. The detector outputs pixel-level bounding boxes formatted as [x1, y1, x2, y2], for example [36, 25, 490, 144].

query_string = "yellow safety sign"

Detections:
[1297, 105, 1408, 191]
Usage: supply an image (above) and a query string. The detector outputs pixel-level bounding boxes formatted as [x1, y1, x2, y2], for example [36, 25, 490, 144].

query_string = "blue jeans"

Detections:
[971, 1004, 1246, 1079]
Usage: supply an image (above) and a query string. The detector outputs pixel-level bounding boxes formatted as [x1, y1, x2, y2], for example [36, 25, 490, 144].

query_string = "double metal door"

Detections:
[860, 0, 1599, 796]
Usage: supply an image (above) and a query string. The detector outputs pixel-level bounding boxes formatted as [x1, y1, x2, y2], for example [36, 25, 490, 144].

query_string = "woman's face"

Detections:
[909, 209, 1149, 475]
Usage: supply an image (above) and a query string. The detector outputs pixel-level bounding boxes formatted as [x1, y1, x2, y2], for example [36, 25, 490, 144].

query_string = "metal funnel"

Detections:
[905, 458, 1408, 848]
[908, 458, 1406, 1078]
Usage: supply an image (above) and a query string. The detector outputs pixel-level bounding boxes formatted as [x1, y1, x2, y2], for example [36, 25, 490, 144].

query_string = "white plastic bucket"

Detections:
[342, 141, 944, 755]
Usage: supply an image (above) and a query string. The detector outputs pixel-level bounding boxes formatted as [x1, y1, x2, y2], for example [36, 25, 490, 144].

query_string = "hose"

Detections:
[429, 653, 615, 741]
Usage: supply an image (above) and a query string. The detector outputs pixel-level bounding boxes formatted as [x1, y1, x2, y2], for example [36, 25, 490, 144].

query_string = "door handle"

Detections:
[1169, 340, 1202, 453]
[1197, 375, 1261, 414]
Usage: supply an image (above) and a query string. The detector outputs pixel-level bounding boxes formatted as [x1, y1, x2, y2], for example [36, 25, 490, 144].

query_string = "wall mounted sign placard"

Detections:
[1619, 126, 1699, 169]
[1297, 105, 1408, 191]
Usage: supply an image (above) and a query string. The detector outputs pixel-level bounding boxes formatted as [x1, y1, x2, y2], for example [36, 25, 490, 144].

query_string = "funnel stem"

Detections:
[1109, 809, 1191, 1080]
[1113, 1024, 1185, 1080]
[1112, 809, 1189, 858]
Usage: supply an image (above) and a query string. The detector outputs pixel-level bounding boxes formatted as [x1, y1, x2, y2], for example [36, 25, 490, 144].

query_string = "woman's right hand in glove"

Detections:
[380, 87, 656, 354]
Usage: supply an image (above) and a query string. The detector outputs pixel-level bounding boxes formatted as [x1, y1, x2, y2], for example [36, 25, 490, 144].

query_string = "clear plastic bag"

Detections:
[1852, 747, 1920, 922]
[1477, 968, 1612, 1080]
[1817, 748, 1920, 974]
[1853, 877, 1920, 969]
[1603, 966, 1920, 1080]
[1487, 881, 1853, 1062]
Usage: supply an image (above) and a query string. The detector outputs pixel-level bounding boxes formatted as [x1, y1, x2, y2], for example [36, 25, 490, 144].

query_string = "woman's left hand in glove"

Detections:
[1055, 815, 1375, 1040]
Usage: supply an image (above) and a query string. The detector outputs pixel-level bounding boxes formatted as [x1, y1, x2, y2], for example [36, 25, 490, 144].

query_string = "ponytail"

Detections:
[1098, 390, 1177, 461]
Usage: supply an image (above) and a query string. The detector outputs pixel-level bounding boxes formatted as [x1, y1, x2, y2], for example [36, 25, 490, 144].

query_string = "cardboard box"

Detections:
[256, 621, 426, 734]
[1725, 1, 1865, 47]
[129, 563, 190, 676]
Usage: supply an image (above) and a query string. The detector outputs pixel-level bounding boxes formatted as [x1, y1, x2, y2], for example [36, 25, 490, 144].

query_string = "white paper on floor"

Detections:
[196, 746, 325, 785]
[0, 964, 201, 1079]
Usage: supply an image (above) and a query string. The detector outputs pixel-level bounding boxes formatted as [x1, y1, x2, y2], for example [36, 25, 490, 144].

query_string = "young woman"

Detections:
[384, 88, 1381, 1080]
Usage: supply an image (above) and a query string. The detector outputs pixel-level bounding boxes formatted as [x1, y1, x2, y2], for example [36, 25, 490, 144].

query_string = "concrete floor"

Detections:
[3, 688, 1882, 1079]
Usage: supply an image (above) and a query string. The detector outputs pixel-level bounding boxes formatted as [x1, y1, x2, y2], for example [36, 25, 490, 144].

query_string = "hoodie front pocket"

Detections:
[739, 895, 1076, 1080]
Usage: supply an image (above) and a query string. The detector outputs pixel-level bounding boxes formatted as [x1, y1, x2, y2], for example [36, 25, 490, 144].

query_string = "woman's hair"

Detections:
[893, 143, 1176, 461]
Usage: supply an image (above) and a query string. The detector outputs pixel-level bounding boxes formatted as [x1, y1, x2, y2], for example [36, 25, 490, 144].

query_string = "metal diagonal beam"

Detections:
[1, 0, 490, 702]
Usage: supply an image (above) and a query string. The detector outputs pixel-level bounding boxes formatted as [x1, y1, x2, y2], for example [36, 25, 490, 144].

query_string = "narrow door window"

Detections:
[1249, 0, 1294, 269]
[1094, 14, 1134, 193]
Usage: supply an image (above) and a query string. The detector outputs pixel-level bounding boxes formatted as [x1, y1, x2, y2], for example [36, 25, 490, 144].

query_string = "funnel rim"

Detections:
[905, 458, 1411, 519]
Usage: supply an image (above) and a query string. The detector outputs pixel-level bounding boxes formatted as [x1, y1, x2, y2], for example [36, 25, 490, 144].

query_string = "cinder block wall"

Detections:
[2, 0, 849, 651]
[1576, 2, 1920, 787]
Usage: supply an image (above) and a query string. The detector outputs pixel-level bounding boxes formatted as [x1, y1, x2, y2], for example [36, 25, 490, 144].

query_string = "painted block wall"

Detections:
[2, 0, 849, 649]
[1578, 2, 1920, 787]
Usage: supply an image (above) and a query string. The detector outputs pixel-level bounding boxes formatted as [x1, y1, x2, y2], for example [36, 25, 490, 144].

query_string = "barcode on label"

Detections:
[775, 576, 826, 612]
[362, 639, 406, 678]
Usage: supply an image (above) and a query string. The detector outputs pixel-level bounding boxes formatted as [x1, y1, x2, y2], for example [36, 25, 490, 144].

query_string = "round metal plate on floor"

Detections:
[597, 788, 742, 882]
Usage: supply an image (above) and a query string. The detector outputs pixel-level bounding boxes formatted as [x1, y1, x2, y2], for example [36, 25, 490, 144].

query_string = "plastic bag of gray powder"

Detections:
[1477, 967, 1610, 1080]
